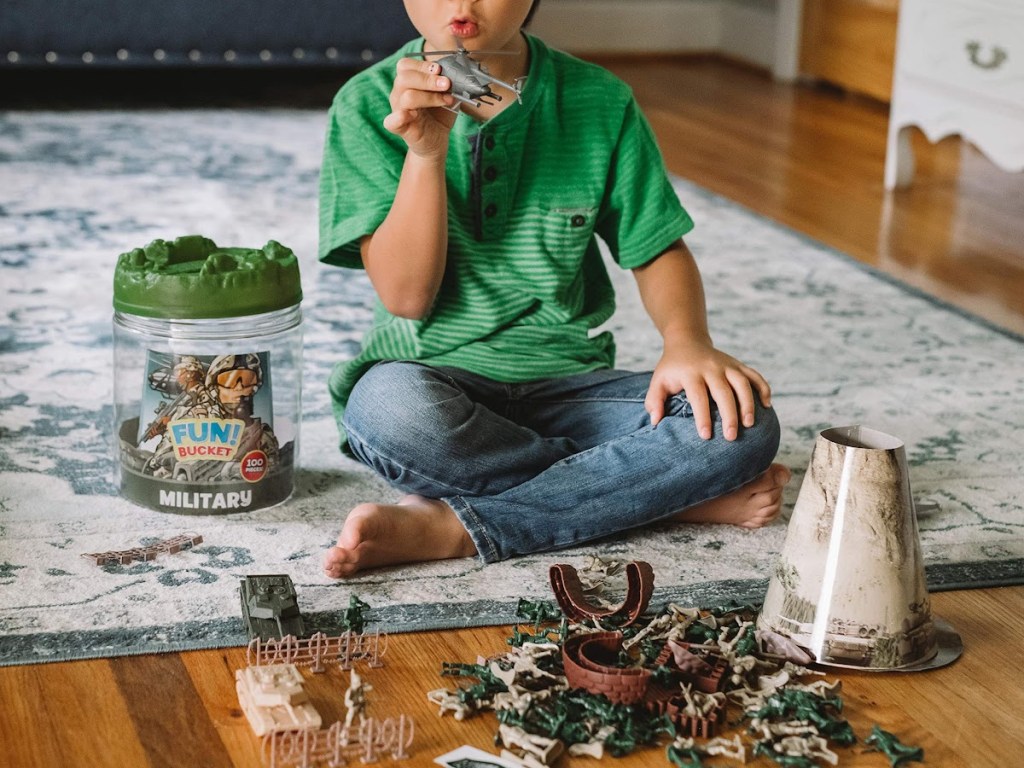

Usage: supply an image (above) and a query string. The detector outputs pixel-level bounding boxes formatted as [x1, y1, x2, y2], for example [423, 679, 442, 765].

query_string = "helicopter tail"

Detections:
[512, 76, 527, 104]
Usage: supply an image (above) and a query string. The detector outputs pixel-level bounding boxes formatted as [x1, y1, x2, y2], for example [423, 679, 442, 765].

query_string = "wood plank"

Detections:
[109, 653, 234, 768]
[800, 0, 899, 102]
[0, 659, 151, 768]
[181, 648, 264, 768]
[0, 665, 64, 768]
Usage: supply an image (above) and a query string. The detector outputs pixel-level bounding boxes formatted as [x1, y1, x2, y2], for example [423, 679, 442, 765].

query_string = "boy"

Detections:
[319, 0, 790, 577]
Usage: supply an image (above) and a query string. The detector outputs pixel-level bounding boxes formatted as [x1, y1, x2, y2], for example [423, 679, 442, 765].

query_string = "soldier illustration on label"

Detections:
[140, 355, 231, 476]
[204, 353, 280, 482]
[119, 350, 293, 513]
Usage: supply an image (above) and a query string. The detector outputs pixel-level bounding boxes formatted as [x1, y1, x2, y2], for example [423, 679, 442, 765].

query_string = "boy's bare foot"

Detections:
[672, 463, 792, 529]
[324, 494, 477, 578]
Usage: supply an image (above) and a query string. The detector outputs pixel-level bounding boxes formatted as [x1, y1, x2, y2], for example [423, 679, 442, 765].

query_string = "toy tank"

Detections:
[240, 574, 306, 640]
[235, 663, 321, 736]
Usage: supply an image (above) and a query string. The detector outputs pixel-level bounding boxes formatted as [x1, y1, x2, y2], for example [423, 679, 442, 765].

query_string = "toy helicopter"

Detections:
[410, 43, 526, 110]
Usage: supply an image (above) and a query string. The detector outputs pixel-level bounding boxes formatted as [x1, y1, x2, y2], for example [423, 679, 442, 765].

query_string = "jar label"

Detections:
[118, 351, 294, 513]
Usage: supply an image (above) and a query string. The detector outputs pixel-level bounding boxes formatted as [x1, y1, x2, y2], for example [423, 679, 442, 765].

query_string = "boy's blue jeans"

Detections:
[343, 361, 781, 563]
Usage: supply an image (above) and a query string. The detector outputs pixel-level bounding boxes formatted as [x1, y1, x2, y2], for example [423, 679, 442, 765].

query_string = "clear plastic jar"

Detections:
[112, 236, 302, 514]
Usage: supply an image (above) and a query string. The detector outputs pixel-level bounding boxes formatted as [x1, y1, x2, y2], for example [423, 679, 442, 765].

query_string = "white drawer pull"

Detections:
[965, 41, 1008, 70]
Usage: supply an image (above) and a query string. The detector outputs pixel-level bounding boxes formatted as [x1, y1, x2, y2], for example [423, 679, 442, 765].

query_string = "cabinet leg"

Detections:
[885, 124, 916, 190]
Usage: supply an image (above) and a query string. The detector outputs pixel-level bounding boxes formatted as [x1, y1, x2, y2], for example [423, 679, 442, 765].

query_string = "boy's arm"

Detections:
[361, 59, 457, 319]
[632, 240, 772, 441]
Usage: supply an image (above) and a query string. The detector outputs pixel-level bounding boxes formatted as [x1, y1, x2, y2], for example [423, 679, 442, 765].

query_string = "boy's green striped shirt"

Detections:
[319, 33, 693, 449]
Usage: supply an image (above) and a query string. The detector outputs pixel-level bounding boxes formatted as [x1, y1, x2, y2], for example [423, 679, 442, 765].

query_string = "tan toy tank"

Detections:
[235, 663, 321, 736]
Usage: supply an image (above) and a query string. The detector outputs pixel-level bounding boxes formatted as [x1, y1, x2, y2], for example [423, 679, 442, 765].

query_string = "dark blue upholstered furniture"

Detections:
[0, 1, 417, 68]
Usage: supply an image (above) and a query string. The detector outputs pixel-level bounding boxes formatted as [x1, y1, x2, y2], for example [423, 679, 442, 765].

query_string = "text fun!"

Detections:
[167, 418, 245, 462]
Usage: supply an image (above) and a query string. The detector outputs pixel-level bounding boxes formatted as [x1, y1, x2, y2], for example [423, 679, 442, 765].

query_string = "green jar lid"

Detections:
[113, 235, 302, 319]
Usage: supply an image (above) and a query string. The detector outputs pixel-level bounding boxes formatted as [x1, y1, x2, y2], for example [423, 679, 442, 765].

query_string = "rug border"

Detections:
[2, 559, 1021, 667]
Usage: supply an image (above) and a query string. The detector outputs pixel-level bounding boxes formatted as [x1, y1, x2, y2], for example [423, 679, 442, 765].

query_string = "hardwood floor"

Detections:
[2, 58, 1023, 767]
[596, 56, 1024, 337]
[2, 589, 1022, 767]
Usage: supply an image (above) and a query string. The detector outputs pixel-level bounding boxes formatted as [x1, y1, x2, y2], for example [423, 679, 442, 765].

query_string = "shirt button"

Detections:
[484, 203, 498, 218]
[484, 136, 496, 151]
[484, 166, 498, 181]
[570, 214, 586, 227]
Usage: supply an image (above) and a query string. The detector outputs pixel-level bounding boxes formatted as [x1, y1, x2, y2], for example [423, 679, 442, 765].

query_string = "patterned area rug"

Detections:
[2, 111, 1022, 666]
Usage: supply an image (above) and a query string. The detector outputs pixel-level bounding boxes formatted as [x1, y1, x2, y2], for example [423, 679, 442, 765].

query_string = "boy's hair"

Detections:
[524, 0, 541, 27]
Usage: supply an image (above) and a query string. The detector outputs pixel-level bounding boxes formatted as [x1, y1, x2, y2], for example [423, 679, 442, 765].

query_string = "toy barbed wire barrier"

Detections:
[262, 716, 414, 768]
[247, 631, 388, 672]
[81, 533, 203, 566]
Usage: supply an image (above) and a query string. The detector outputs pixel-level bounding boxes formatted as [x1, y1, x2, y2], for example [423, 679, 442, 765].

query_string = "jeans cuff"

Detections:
[445, 495, 501, 564]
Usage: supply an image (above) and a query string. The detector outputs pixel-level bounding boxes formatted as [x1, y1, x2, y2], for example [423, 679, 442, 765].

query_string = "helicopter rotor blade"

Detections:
[408, 49, 520, 57]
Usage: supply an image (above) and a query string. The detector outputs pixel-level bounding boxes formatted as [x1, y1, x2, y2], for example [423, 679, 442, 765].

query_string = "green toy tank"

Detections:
[239, 574, 306, 640]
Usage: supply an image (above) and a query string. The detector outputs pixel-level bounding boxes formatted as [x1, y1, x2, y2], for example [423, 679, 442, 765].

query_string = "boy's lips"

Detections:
[448, 18, 479, 38]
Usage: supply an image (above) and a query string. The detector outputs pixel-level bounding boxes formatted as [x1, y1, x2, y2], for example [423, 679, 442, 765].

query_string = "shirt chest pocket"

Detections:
[536, 205, 598, 267]
[496, 205, 599, 305]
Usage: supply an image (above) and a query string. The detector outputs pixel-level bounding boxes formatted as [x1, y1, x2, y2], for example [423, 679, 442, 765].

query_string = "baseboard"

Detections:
[529, 0, 781, 72]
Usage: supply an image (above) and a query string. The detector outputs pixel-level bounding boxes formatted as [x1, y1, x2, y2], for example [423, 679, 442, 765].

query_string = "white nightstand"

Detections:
[884, 0, 1024, 189]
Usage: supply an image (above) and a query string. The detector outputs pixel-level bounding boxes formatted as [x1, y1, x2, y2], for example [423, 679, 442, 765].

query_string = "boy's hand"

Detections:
[644, 340, 772, 441]
[384, 58, 458, 159]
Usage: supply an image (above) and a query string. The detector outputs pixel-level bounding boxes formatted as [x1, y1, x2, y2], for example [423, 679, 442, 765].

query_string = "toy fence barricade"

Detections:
[81, 533, 203, 566]
[337, 630, 387, 670]
[262, 715, 414, 768]
[248, 631, 388, 672]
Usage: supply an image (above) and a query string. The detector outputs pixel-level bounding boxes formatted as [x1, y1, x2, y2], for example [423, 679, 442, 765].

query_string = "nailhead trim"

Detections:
[1, 47, 379, 64]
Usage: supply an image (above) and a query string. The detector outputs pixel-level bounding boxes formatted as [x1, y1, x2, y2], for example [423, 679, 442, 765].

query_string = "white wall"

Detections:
[718, 0, 776, 70]
[529, 0, 802, 78]
[529, 0, 722, 56]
